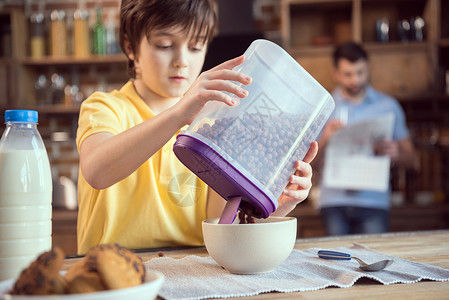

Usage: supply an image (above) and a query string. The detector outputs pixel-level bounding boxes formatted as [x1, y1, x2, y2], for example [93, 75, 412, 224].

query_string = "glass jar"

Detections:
[73, 9, 90, 57]
[30, 12, 45, 58]
[50, 10, 67, 56]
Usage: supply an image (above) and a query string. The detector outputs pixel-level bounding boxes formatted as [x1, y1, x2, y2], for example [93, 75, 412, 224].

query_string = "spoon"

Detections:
[318, 250, 393, 272]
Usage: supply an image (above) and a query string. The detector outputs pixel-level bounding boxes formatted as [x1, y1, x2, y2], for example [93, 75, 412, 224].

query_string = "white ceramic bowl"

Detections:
[202, 216, 297, 274]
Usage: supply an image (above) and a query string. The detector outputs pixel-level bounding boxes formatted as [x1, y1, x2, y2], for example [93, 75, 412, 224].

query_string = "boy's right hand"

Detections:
[173, 55, 252, 126]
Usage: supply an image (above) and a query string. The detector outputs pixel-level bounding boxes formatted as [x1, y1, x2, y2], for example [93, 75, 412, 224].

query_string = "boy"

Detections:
[76, 0, 318, 254]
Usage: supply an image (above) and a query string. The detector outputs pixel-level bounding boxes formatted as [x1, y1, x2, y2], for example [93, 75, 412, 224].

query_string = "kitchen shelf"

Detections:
[21, 54, 127, 67]
[362, 41, 431, 51]
[289, 202, 449, 238]
[0, 105, 81, 116]
[280, 0, 445, 96]
[29, 104, 81, 114]
[288, 40, 432, 57]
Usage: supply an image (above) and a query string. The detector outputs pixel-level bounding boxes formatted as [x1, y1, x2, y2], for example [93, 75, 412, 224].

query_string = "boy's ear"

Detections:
[123, 34, 135, 60]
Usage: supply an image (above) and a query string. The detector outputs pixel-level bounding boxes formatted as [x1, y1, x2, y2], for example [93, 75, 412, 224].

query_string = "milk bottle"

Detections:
[0, 110, 52, 280]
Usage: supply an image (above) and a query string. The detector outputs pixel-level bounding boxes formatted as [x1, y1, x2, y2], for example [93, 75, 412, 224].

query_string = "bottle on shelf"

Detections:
[106, 10, 119, 55]
[73, 9, 90, 57]
[35, 74, 51, 105]
[30, 12, 45, 58]
[50, 10, 68, 57]
[93, 6, 107, 55]
[0, 110, 52, 281]
[50, 73, 66, 104]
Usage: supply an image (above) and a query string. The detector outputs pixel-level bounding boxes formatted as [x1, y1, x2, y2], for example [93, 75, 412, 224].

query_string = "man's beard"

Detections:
[344, 85, 365, 98]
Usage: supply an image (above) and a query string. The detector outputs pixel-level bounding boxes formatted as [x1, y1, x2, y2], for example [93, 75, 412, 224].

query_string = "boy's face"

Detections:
[334, 58, 370, 99]
[130, 26, 208, 101]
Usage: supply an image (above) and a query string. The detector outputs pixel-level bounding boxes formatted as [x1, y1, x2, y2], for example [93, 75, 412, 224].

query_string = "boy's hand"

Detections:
[173, 55, 252, 126]
[272, 141, 318, 216]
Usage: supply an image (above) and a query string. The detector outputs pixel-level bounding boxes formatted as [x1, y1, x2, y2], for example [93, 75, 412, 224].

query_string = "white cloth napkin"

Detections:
[143, 243, 449, 300]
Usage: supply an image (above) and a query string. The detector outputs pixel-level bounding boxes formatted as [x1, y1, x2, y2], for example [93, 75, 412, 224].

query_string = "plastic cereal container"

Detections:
[173, 39, 334, 221]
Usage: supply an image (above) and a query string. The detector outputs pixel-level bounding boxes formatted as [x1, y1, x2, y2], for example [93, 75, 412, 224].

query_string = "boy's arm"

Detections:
[79, 107, 185, 190]
[80, 56, 251, 190]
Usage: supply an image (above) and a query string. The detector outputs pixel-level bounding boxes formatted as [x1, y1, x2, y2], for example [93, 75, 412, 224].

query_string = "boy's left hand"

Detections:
[274, 141, 318, 215]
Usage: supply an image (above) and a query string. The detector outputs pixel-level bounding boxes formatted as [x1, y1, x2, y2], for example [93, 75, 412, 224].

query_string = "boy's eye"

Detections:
[190, 43, 205, 52]
[156, 44, 172, 49]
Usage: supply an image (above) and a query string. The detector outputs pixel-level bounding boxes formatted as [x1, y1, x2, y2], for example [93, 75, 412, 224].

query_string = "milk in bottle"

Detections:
[0, 110, 52, 280]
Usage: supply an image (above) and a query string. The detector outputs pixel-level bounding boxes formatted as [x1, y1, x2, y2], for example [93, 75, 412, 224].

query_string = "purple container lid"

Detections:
[173, 133, 276, 219]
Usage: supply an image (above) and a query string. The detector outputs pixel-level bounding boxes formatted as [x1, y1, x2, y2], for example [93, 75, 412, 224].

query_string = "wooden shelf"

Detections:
[34, 104, 81, 114]
[0, 58, 16, 64]
[21, 54, 127, 66]
[53, 208, 78, 255]
[289, 202, 449, 238]
[280, 0, 445, 95]
[287, 40, 432, 57]
[363, 41, 431, 51]
[0, 104, 81, 114]
[440, 38, 449, 47]
[287, 45, 334, 57]
[396, 92, 449, 102]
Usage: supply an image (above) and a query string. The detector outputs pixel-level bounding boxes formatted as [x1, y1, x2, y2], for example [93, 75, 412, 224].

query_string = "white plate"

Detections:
[0, 270, 164, 300]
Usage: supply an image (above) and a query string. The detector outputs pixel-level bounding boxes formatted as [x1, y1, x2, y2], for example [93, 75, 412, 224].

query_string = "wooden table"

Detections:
[63, 230, 449, 299]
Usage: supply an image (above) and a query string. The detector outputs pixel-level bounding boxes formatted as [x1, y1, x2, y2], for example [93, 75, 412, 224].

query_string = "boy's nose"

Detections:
[173, 49, 188, 68]
[174, 60, 187, 68]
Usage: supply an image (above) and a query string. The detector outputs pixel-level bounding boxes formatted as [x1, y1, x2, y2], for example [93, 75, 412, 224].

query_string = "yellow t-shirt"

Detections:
[76, 81, 208, 254]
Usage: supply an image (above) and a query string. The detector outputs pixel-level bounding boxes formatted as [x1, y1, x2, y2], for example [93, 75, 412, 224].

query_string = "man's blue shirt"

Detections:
[318, 85, 410, 210]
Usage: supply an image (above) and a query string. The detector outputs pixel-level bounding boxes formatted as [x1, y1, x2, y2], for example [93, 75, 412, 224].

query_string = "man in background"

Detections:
[315, 42, 416, 236]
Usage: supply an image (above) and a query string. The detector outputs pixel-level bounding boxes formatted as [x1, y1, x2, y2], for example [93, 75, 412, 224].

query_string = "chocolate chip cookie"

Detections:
[10, 248, 67, 295]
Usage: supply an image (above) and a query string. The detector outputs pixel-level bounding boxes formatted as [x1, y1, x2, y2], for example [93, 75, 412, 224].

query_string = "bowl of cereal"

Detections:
[202, 216, 297, 274]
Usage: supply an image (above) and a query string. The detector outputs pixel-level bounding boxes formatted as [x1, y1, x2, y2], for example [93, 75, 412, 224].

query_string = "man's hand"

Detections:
[374, 139, 399, 161]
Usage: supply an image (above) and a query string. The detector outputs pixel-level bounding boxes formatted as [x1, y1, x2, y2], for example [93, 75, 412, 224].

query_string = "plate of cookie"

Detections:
[0, 244, 164, 300]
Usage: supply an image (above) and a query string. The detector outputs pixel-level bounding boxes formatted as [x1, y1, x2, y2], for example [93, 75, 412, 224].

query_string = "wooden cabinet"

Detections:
[0, 5, 128, 187]
[279, 0, 449, 209]
[0, 5, 127, 109]
[289, 203, 449, 238]
[53, 209, 78, 256]
[280, 0, 446, 97]
[19, 54, 128, 107]
[0, 9, 27, 107]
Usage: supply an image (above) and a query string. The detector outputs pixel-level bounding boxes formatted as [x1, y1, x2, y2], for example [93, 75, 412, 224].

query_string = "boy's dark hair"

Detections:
[119, 0, 218, 78]
[333, 42, 368, 67]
